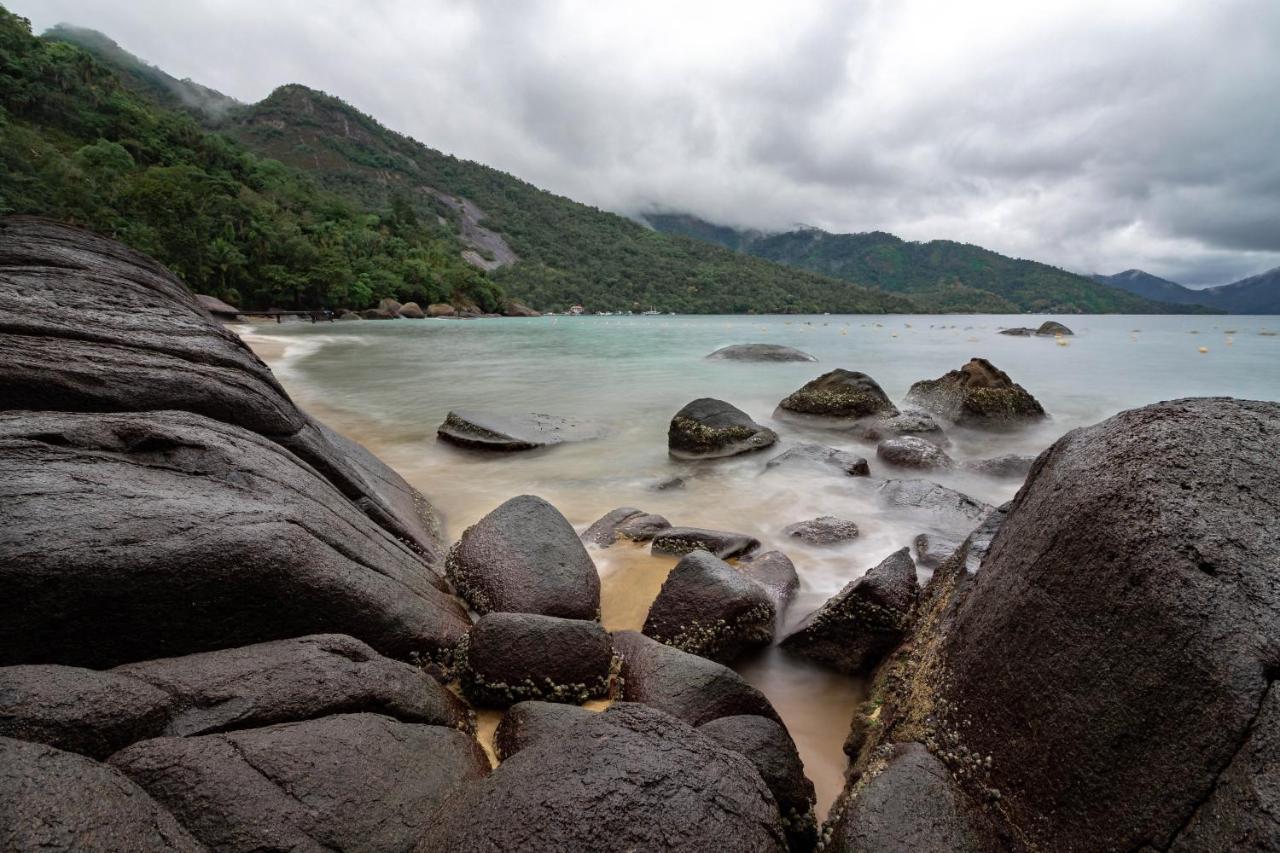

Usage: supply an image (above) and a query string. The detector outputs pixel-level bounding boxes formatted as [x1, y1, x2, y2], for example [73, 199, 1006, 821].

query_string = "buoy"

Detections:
[1198, 346, 1209, 353]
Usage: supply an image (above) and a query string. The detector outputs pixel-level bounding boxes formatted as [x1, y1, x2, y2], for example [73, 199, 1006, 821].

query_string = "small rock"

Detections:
[736, 551, 800, 613]
[764, 443, 870, 477]
[668, 398, 778, 459]
[581, 507, 645, 546]
[998, 327, 1035, 336]
[618, 513, 672, 542]
[643, 551, 775, 664]
[437, 410, 605, 451]
[905, 358, 1046, 426]
[876, 436, 955, 470]
[965, 454, 1036, 479]
[777, 369, 898, 421]
[706, 343, 817, 362]
[650, 474, 688, 491]
[913, 532, 965, 570]
[651, 526, 760, 559]
[1037, 321, 1073, 336]
[398, 301, 426, 319]
[854, 409, 948, 445]
[876, 478, 995, 532]
[783, 516, 861, 545]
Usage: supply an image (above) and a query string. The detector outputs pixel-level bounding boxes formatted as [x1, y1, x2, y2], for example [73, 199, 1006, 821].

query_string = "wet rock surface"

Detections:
[437, 410, 605, 451]
[699, 714, 818, 851]
[613, 630, 782, 726]
[0, 410, 470, 668]
[853, 409, 948, 445]
[491, 700, 595, 761]
[456, 613, 616, 707]
[1036, 320, 1073, 335]
[418, 702, 788, 852]
[876, 436, 955, 470]
[777, 369, 899, 421]
[1, 736, 202, 852]
[650, 525, 761, 559]
[643, 551, 776, 663]
[912, 531, 965, 570]
[736, 550, 801, 612]
[964, 453, 1036, 480]
[668, 397, 778, 459]
[765, 442, 871, 477]
[707, 343, 818, 362]
[905, 357, 1046, 426]
[783, 516, 861, 545]
[581, 506, 645, 546]
[446, 494, 601, 619]
[781, 548, 919, 674]
[113, 712, 488, 853]
[875, 478, 994, 533]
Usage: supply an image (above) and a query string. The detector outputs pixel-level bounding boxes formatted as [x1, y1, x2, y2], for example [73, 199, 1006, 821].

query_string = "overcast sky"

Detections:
[17, 0, 1280, 285]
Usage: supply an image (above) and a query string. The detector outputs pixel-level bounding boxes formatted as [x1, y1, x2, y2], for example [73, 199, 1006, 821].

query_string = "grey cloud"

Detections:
[15, 0, 1280, 285]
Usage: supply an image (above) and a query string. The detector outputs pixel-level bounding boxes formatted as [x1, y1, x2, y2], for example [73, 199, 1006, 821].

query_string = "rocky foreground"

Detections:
[1, 217, 1277, 852]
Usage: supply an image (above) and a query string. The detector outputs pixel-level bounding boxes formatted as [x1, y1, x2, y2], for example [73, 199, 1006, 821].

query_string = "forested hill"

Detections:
[646, 214, 1209, 314]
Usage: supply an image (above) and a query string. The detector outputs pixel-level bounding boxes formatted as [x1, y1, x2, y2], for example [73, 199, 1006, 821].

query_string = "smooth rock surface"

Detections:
[874, 479, 994, 533]
[765, 443, 871, 477]
[446, 495, 601, 619]
[437, 410, 605, 451]
[707, 343, 817, 362]
[650, 526, 761, 559]
[456, 613, 615, 707]
[905, 357, 1046, 426]
[777, 369, 898, 421]
[643, 551, 776, 663]
[668, 398, 778, 459]
[964, 454, 1036, 479]
[783, 516, 861, 545]
[737, 550, 801, 611]
[876, 436, 955, 470]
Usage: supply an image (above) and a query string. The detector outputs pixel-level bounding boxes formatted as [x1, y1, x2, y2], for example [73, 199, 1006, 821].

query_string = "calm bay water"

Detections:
[238, 312, 1280, 818]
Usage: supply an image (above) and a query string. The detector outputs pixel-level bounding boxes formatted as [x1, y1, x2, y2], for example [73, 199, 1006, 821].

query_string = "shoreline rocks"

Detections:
[777, 369, 898, 422]
[651, 526, 761, 559]
[643, 551, 776, 664]
[668, 398, 778, 459]
[876, 436, 954, 470]
[707, 343, 817, 362]
[437, 410, 605, 451]
[765, 442, 870, 477]
[783, 516, 860, 545]
[905, 357, 1046, 426]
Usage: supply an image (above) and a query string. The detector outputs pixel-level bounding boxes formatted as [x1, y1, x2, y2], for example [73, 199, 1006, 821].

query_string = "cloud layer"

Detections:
[18, 0, 1280, 285]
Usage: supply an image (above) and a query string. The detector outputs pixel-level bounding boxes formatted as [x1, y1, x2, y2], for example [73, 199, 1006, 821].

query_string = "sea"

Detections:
[236, 312, 1280, 818]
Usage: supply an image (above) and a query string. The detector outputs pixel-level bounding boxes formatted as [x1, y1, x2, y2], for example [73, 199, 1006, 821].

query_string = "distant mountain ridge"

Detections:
[1092, 268, 1280, 314]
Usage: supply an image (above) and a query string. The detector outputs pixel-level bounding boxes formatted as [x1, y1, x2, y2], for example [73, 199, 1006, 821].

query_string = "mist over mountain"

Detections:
[1092, 267, 1280, 314]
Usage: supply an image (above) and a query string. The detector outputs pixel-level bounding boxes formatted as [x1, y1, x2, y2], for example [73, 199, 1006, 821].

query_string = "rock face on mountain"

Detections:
[446, 495, 601, 619]
[437, 410, 605, 451]
[847, 398, 1280, 851]
[643, 551, 775, 663]
[0, 216, 444, 561]
[777, 369, 898, 421]
[668, 398, 778, 459]
[905, 358, 1045, 426]
[0, 410, 470, 668]
[706, 343, 817, 362]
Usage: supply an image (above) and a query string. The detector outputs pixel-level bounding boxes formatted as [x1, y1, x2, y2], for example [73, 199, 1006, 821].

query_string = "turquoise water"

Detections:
[238, 312, 1280, 816]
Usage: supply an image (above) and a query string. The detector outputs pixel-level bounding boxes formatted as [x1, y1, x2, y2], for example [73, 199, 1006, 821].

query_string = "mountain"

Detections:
[1092, 267, 1280, 314]
[646, 215, 1203, 314]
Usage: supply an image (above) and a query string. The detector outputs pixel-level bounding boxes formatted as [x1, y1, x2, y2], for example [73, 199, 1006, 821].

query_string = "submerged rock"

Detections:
[668, 398, 778, 459]
[1036, 320, 1073, 336]
[613, 630, 781, 726]
[912, 531, 965, 570]
[764, 442, 870, 477]
[905, 357, 1046, 426]
[876, 436, 954, 470]
[446, 495, 601, 619]
[651, 526, 761, 559]
[998, 326, 1035, 336]
[581, 506, 645, 546]
[643, 551, 775, 664]
[853, 409, 949, 445]
[875, 478, 994, 532]
[777, 369, 899, 422]
[965, 453, 1036, 479]
[736, 550, 801, 612]
[437, 410, 605, 451]
[780, 548, 918, 675]
[417, 703, 788, 852]
[456, 613, 616, 707]
[706, 343, 817, 362]
[113, 713, 488, 853]
[783, 516, 861, 545]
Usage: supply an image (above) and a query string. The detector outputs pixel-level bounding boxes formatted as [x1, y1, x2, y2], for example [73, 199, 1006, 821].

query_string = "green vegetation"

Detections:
[0, 9, 503, 312]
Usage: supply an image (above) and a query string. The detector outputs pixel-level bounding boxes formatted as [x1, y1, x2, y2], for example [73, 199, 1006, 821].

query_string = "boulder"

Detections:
[378, 297, 403, 315]
[853, 409, 948, 445]
[446, 495, 601, 619]
[360, 307, 397, 319]
[612, 630, 781, 726]
[904, 358, 1046, 426]
[0, 410, 470, 669]
[875, 478, 994, 533]
[492, 700, 596, 761]
[706, 343, 817, 362]
[780, 548, 918, 675]
[418, 702, 788, 852]
[114, 634, 472, 736]
[1, 736, 202, 852]
[337, 309, 362, 320]
[777, 369, 898, 421]
[823, 743, 993, 852]
[456, 613, 616, 707]
[912, 531, 965, 570]
[399, 301, 426, 318]
[651, 526, 761, 559]
[965, 453, 1036, 479]
[876, 436, 954, 470]
[502, 300, 541, 317]
[643, 551, 776, 663]
[581, 506, 645, 546]
[764, 442, 870, 477]
[783, 516, 860, 545]
[699, 715, 817, 851]
[737, 550, 801, 612]
[113, 713, 488, 853]
[427, 302, 457, 317]
[194, 293, 239, 319]
[616, 512, 673, 541]
[855, 398, 1280, 851]
[0, 217, 443, 560]
[437, 410, 606, 451]
[1036, 320, 1073, 336]
[668, 398, 778, 459]
[0, 666, 172, 759]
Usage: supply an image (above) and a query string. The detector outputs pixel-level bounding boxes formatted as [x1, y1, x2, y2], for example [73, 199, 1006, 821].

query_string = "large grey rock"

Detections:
[668, 398, 778, 459]
[417, 703, 788, 852]
[904, 358, 1046, 426]
[707, 343, 817, 362]
[0, 216, 444, 560]
[780, 548, 919, 675]
[643, 551, 775, 664]
[112, 713, 488, 853]
[777, 369, 898, 421]
[446, 495, 601, 619]
[0, 410, 469, 669]
[612, 630, 781, 726]
[115, 634, 471, 736]
[876, 436, 954, 470]
[651, 526, 761, 559]
[765, 443, 870, 477]
[437, 410, 605, 451]
[456, 613, 615, 707]
[699, 715, 818, 851]
[0, 666, 172, 759]
[1, 736, 202, 852]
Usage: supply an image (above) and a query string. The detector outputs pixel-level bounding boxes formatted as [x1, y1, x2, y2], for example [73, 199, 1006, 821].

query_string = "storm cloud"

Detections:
[17, 0, 1280, 285]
